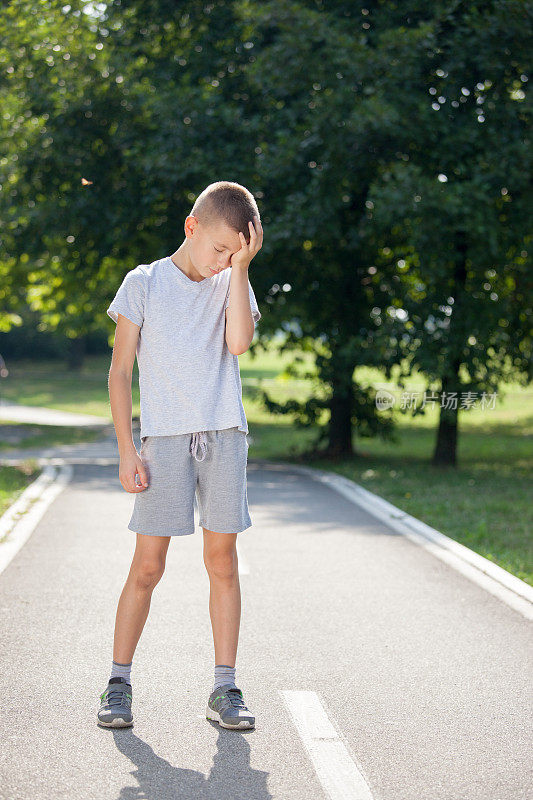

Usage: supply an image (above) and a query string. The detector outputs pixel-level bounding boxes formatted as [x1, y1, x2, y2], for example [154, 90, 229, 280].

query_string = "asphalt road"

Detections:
[0, 458, 531, 800]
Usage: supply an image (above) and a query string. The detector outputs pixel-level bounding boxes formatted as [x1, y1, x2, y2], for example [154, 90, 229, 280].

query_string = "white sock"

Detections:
[213, 664, 236, 692]
[110, 659, 132, 684]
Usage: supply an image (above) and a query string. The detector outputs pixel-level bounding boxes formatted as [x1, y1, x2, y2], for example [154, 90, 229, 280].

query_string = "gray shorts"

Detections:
[128, 426, 252, 537]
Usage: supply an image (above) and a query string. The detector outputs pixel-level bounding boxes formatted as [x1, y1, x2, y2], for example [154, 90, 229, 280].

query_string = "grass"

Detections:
[0, 346, 531, 585]
[0, 462, 41, 522]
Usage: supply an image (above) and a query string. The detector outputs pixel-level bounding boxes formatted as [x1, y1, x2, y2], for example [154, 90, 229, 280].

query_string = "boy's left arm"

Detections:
[225, 215, 263, 355]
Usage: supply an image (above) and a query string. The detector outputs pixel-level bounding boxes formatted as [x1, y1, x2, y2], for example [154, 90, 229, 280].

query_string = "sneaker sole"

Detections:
[97, 715, 133, 728]
[205, 705, 255, 729]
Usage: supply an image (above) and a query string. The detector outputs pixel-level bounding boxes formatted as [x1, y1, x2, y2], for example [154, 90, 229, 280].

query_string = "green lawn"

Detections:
[0, 462, 41, 525]
[0, 347, 531, 585]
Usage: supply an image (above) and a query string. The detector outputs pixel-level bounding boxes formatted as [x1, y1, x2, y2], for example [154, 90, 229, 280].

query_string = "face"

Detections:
[186, 215, 245, 278]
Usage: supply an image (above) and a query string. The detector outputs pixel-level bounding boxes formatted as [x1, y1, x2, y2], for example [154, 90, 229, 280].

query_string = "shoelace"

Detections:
[224, 689, 249, 710]
[101, 686, 131, 706]
[190, 431, 208, 462]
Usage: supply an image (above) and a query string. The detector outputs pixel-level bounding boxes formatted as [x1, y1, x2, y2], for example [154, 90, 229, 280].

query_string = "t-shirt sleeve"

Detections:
[224, 277, 261, 326]
[107, 268, 146, 327]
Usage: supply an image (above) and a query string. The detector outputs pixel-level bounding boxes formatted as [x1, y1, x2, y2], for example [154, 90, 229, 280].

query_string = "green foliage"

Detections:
[369, 0, 532, 404]
[1, 0, 530, 461]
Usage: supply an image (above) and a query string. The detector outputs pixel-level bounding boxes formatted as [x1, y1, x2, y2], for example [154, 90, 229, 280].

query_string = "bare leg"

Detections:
[112, 533, 171, 664]
[202, 528, 240, 667]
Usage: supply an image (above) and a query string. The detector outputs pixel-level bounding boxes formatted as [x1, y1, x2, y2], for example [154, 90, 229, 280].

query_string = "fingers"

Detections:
[248, 218, 257, 243]
[135, 466, 149, 490]
[243, 218, 261, 256]
[248, 215, 263, 252]
[235, 215, 262, 267]
[121, 467, 149, 493]
[252, 214, 263, 237]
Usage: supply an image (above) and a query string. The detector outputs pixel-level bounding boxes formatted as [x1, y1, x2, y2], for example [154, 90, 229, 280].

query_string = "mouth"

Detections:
[209, 267, 219, 275]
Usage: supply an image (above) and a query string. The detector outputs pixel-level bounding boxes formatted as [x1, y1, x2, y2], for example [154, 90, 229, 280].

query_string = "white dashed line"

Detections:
[281, 690, 375, 800]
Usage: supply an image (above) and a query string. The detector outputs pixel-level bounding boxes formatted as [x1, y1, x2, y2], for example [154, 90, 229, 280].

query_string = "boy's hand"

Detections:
[230, 214, 263, 272]
[119, 450, 149, 492]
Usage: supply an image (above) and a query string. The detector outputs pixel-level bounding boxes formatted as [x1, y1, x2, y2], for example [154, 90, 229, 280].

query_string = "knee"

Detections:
[131, 559, 165, 590]
[204, 551, 238, 581]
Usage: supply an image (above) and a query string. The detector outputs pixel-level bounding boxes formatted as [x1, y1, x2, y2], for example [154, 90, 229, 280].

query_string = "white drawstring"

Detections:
[190, 431, 208, 462]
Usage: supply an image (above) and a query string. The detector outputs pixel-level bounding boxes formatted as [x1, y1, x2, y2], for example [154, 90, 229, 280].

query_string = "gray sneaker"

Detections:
[206, 683, 255, 729]
[97, 677, 133, 728]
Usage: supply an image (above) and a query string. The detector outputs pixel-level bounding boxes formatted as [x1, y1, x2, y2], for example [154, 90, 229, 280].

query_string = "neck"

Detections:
[170, 242, 205, 282]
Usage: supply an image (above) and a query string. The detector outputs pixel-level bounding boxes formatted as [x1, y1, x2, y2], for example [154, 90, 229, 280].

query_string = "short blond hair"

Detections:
[191, 181, 260, 245]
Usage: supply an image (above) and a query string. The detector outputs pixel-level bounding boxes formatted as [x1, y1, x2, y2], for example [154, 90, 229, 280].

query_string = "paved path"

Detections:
[0, 399, 109, 427]
[0, 437, 531, 798]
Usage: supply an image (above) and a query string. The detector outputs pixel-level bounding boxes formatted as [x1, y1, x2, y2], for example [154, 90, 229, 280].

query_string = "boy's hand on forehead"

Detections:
[230, 214, 263, 272]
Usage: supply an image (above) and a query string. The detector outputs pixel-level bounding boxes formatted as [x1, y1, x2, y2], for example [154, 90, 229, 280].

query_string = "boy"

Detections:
[97, 181, 262, 731]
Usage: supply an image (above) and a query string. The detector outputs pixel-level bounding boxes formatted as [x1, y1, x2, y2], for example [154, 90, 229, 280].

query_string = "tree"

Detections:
[0, 0, 160, 366]
[369, 0, 532, 465]
[234, 0, 440, 457]
[3, 0, 529, 471]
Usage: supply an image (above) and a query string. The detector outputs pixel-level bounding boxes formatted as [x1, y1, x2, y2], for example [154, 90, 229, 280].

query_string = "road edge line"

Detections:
[264, 460, 533, 621]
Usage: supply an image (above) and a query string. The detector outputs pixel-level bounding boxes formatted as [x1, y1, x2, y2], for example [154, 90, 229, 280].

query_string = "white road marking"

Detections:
[281, 690, 375, 800]
[286, 463, 533, 621]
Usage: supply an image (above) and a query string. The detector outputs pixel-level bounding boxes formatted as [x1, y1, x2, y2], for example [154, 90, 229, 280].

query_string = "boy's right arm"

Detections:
[108, 314, 149, 492]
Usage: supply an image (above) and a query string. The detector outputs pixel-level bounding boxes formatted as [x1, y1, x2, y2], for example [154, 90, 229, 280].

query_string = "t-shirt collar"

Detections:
[166, 255, 215, 288]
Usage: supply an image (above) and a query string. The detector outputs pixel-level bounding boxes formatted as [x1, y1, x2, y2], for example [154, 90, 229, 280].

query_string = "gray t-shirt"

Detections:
[106, 255, 261, 439]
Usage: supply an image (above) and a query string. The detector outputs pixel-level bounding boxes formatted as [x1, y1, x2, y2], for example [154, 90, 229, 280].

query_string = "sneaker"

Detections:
[206, 683, 255, 729]
[97, 677, 133, 728]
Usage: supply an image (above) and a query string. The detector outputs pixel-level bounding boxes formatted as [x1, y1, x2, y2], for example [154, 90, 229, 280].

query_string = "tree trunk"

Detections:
[432, 230, 468, 467]
[66, 334, 86, 371]
[327, 376, 354, 458]
[432, 373, 459, 466]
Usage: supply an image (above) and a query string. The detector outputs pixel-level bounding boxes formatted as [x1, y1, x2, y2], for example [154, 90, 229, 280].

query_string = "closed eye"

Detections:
[214, 247, 223, 253]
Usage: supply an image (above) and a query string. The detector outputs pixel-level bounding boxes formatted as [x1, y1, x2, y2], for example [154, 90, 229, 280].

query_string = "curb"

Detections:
[269, 461, 533, 622]
[1, 454, 531, 620]
[0, 461, 73, 576]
